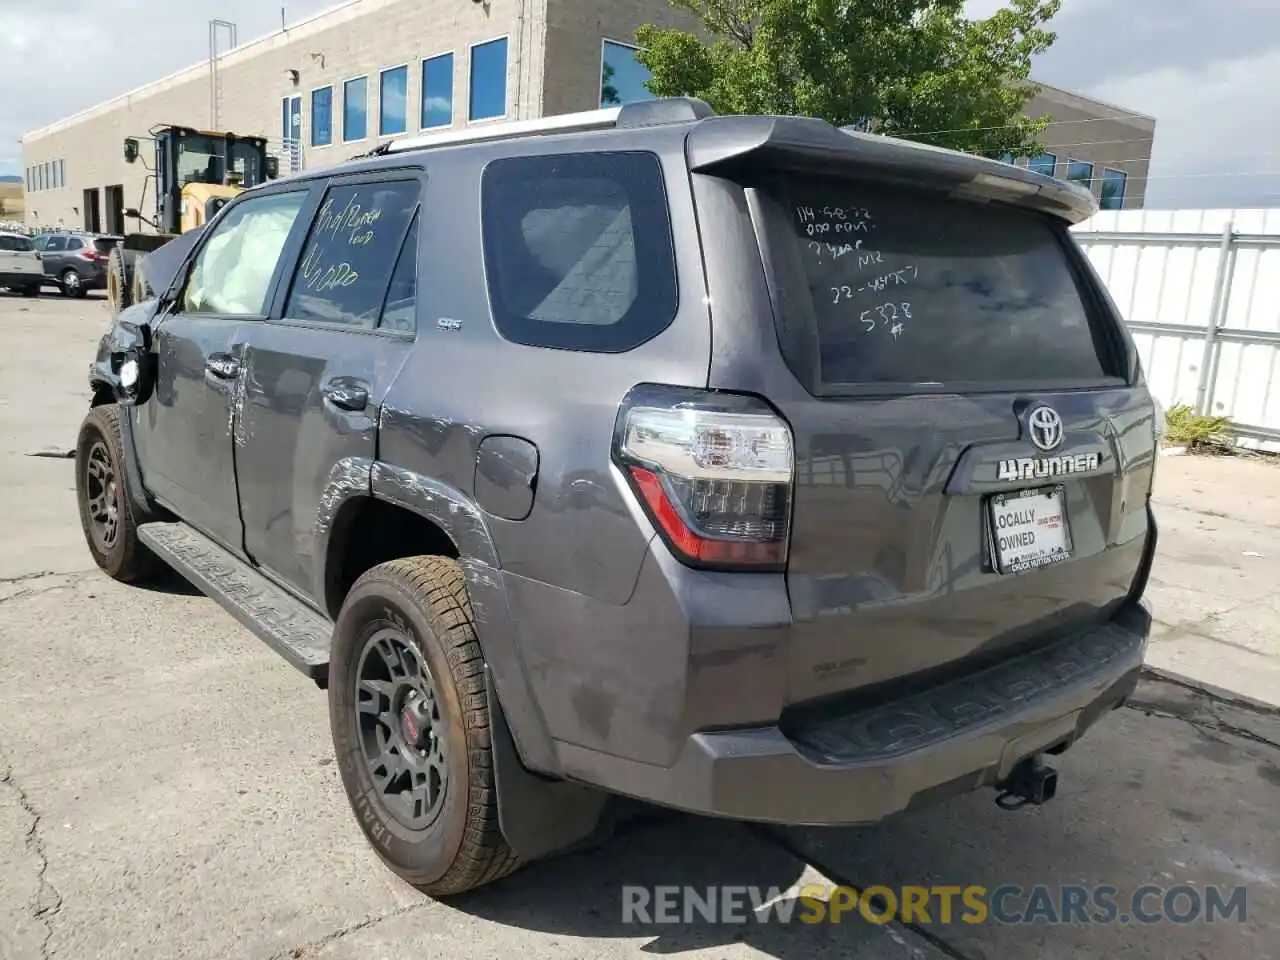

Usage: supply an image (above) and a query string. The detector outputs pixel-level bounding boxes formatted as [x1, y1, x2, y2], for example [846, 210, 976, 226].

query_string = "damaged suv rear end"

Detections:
[587, 114, 1158, 825]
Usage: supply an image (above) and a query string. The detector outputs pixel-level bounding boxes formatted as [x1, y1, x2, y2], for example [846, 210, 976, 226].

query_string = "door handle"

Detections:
[322, 379, 369, 412]
[205, 353, 240, 380]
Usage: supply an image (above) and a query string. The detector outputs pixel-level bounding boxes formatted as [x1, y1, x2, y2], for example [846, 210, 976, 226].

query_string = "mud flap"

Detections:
[485, 666, 613, 862]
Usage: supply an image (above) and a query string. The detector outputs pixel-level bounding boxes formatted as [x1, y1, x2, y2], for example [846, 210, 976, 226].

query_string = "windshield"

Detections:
[767, 174, 1117, 391]
[176, 134, 266, 188]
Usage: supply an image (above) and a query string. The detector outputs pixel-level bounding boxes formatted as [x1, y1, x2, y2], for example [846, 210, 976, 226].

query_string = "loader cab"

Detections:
[125, 125, 277, 235]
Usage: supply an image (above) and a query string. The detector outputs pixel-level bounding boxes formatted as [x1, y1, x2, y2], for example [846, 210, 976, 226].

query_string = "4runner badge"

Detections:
[997, 452, 1103, 482]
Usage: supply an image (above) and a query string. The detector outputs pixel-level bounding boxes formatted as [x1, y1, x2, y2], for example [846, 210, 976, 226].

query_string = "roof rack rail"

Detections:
[380, 96, 714, 155]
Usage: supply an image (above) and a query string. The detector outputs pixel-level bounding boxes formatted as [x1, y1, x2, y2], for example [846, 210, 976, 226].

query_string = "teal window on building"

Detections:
[600, 40, 654, 107]
[421, 53, 454, 129]
[344, 76, 368, 142]
[1100, 169, 1127, 209]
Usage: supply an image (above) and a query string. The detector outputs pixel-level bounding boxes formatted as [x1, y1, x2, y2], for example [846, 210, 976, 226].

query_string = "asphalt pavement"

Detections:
[1, 292, 1276, 960]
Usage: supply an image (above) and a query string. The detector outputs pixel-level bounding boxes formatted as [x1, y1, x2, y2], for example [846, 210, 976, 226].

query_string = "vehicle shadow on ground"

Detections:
[440, 812, 898, 958]
[433, 709, 1278, 959]
[133, 567, 202, 597]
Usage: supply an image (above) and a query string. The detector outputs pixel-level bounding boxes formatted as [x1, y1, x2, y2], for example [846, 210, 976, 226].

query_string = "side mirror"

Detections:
[264, 156, 280, 180]
[123, 138, 140, 164]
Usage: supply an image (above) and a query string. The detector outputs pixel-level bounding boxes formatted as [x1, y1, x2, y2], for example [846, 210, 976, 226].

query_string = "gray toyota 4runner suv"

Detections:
[77, 97, 1158, 896]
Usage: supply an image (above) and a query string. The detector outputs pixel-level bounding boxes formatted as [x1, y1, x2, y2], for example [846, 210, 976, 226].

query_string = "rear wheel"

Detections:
[75, 404, 162, 583]
[329, 556, 520, 896]
[60, 268, 87, 298]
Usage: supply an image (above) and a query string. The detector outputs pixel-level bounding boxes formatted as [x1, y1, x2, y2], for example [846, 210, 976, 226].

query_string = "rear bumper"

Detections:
[556, 602, 1148, 826]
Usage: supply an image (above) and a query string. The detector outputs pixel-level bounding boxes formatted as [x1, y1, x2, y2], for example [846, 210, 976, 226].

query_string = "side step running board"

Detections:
[137, 521, 332, 684]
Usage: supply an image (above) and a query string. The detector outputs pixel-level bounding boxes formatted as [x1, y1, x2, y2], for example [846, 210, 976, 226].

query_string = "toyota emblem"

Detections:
[1027, 405, 1064, 452]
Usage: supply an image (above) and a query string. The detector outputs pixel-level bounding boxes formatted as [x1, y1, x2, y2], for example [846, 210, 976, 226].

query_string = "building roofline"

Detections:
[1030, 80, 1157, 125]
[22, 0, 384, 143]
[22, 0, 1158, 143]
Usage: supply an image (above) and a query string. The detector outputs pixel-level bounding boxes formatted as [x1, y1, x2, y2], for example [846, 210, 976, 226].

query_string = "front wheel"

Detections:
[106, 247, 132, 315]
[74, 404, 162, 582]
[328, 556, 520, 896]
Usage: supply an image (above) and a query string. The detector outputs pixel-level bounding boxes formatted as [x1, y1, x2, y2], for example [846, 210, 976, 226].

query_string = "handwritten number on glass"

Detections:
[859, 302, 912, 339]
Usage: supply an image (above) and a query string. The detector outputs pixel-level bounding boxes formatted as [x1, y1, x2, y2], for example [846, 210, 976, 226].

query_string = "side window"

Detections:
[378, 213, 418, 334]
[45, 236, 67, 252]
[283, 180, 420, 328]
[66, 238, 83, 251]
[479, 151, 678, 352]
[182, 190, 308, 316]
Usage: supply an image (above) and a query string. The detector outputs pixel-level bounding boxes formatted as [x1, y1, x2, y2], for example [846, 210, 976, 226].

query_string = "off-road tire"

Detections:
[74, 404, 163, 583]
[106, 247, 132, 315]
[329, 556, 521, 897]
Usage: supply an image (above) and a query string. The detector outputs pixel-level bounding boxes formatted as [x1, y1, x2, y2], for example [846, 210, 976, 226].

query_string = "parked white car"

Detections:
[0, 231, 43, 297]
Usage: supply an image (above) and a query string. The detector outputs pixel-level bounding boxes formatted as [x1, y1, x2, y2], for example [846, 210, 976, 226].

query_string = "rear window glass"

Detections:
[0, 235, 34, 252]
[93, 237, 120, 254]
[775, 176, 1114, 388]
[480, 151, 677, 352]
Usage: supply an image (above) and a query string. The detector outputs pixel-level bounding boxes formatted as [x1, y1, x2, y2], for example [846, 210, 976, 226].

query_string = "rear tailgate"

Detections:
[688, 118, 1158, 710]
[0, 234, 40, 274]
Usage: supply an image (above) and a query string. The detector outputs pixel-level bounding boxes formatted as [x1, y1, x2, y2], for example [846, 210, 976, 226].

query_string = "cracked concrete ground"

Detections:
[1, 294, 1277, 960]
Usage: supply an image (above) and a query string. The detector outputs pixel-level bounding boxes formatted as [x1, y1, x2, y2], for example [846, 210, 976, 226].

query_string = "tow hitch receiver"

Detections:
[995, 754, 1058, 810]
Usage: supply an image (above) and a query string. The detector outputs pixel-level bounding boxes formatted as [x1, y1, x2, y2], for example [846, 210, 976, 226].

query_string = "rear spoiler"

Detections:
[685, 115, 1098, 224]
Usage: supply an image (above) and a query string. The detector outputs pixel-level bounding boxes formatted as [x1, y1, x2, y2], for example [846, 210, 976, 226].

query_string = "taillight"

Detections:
[81, 249, 108, 263]
[613, 385, 794, 570]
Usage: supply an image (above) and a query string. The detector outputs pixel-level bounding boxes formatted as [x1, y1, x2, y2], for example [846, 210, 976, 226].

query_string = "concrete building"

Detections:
[19, 0, 1156, 232]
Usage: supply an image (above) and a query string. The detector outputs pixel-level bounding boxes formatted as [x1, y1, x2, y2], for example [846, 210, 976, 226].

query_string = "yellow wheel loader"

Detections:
[107, 124, 280, 314]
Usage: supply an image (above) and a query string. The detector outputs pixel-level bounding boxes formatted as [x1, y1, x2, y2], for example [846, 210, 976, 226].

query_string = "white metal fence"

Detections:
[1072, 208, 1280, 451]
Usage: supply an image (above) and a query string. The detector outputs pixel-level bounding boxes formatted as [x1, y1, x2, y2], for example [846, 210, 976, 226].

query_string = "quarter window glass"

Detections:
[284, 180, 420, 328]
[66, 238, 83, 250]
[480, 151, 677, 352]
[182, 191, 308, 316]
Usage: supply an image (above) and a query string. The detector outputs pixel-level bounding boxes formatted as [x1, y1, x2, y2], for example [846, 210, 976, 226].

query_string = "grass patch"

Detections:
[1164, 403, 1237, 452]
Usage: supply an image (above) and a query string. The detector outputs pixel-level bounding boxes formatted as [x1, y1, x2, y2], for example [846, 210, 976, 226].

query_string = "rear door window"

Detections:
[282, 179, 420, 329]
[480, 151, 677, 352]
[769, 176, 1118, 391]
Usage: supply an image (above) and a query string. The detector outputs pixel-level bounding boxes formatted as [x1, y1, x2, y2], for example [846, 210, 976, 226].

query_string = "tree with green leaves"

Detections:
[634, 0, 1060, 159]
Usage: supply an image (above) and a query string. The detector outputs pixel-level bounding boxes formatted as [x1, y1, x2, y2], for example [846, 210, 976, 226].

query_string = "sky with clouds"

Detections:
[1, 0, 1276, 208]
